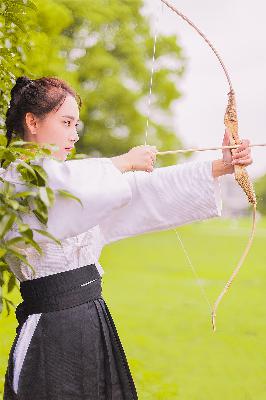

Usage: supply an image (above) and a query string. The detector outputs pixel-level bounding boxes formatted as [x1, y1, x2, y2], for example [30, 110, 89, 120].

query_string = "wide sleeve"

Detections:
[14, 157, 132, 241]
[99, 159, 222, 245]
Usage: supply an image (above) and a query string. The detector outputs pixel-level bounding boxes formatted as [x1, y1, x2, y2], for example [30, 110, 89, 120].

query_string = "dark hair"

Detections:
[5, 76, 82, 146]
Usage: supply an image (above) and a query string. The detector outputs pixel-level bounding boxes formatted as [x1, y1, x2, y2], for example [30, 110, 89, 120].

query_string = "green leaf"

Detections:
[24, 237, 43, 255]
[5, 199, 20, 210]
[15, 168, 30, 182]
[13, 190, 37, 199]
[5, 14, 27, 33]
[18, 223, 30, 232]
[1, 180, 15, 196]
[11, 140, 36, 148]
[3, 297, 15, 316]
[18, 223, 33, 240]
[5, 236, 25, 246]
[10, 232, 44, 255]
[39, 187, 50, 207]
[0, 247, 7, 258]
[32, 209, 47, 225]
[46, 187, 55, 205]
[7, 273, 16, 293]
[7, 247, 36, 276]
[5, 12, 27, 34]
[16, 160, 37, 181]
[17, 204, 31, 213]
[0, 214, 16, 239]
[0, 49, 12, 56]
[4, 298, 11, 316]
[32, 197, 48, 224]
[57, 189, 83, 207]
[39, 148, 52, 155]
[0, 135, 7, 147]
[32, 165, 48, 185]
[1, 150, 16, 163]
[0, 261, 8, 269]
[33, 229, 62, 246]
[1, 160, 13, 169]
[10, 0, 38, 11]
[38, 186, 55, 207]
[70, 153, 88, 160]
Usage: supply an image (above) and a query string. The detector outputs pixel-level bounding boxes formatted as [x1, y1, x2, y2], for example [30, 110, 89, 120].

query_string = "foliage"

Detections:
[1, 0, 48, 119]
[58, 0, 185, 164]
[0, 139, 81, 314]
[255, 174, 266, 215]
[1, 0, 186, 165]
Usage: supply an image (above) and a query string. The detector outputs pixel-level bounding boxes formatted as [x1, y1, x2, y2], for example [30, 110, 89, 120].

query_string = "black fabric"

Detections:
[15, 263, 102, 330]
[3, 264, 138, 400]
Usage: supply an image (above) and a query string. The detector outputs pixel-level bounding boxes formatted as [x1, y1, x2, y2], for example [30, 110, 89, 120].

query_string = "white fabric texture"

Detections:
[0, 156, 223, 393]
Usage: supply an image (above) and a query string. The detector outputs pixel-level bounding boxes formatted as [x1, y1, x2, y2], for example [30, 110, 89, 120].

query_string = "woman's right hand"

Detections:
[126, 145, 158, 172]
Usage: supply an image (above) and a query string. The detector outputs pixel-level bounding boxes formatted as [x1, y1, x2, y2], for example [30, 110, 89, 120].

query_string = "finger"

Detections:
[146, 151, 157, 163]
[150, 157, 155, 167]
[222, 129, 230, 146]
[145, 156, 154, 167]
[235, 139, 250, 152]
[232, 148, 251, 159]
[233, 153, 251, 161]
[148, 145, 158, 154]
[146, 166, 153, 173]
[145, 147, 156, 155]
[150, 153, 157, 162]
[233, 159, 253, 166]
[232, 155, 253, 165]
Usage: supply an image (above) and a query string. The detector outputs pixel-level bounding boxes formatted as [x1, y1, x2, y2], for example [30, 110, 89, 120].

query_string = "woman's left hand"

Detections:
[222, 129, 253, 168]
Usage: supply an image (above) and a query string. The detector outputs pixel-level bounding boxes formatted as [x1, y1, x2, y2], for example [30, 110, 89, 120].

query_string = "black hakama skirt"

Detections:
[3, 264, 138, 400]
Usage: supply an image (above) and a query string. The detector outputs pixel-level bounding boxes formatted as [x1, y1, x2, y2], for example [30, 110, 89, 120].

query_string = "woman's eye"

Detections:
[64, 121, 71, 126]
[75, 123, 79, 128]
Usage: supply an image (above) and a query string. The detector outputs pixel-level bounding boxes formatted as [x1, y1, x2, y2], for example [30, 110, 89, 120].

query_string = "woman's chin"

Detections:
[51, 150, 68, 161]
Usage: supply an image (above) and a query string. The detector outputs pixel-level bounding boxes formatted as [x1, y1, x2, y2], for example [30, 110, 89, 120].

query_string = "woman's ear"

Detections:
[24, 112, 38, 135]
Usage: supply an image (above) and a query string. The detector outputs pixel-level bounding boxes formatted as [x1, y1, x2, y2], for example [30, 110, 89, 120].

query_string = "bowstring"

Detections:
[146, 0, 213, 316]
[173, 230, 213, 313]
[144, 2, 159, 145]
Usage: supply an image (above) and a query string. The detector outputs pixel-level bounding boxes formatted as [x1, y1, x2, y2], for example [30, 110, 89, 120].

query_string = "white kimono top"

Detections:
[1, 156, 222, 393]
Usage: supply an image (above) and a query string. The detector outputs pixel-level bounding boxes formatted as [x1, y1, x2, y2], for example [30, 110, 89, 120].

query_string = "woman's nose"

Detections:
[70, 132, 79, 143]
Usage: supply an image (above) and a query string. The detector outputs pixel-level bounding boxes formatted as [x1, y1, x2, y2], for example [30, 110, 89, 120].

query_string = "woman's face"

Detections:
[25, 95, 80, 161]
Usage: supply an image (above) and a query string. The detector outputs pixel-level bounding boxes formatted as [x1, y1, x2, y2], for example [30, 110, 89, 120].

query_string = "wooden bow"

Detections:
[158, 0, 257, 331]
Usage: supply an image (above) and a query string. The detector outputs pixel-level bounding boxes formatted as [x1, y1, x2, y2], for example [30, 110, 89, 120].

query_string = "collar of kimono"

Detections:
[146, 0, 257, 332]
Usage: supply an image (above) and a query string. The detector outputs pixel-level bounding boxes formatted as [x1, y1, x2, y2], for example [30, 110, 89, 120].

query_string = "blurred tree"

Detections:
[0, 0, 37, 129]
[1, 0, 187, 165]
[255, 174, 266, 216]
[57, 0, 186, 163]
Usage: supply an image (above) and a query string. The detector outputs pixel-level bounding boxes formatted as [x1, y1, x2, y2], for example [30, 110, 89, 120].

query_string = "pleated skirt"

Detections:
[3, 265, 138, 400]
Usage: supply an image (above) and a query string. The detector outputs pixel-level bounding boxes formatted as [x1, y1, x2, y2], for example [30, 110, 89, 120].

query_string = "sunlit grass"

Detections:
[1, 216, 266, 399]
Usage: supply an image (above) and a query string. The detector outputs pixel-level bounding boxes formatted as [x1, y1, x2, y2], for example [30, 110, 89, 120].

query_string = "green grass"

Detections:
[1, 216, 266, 399]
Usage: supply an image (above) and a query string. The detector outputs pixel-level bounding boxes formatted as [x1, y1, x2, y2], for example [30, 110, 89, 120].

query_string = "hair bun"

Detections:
[10, 76, 33, 105]
[15, 76, 32, 90]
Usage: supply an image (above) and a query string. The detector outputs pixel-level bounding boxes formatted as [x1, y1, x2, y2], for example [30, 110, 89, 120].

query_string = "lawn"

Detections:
[1, 216, 266, 399]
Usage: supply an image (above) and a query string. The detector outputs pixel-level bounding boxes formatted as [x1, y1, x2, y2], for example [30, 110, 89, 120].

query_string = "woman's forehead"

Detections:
[57, 95, 79, 119]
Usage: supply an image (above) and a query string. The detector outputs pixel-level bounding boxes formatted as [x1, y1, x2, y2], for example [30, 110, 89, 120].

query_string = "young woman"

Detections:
[3, 76, 252, 400]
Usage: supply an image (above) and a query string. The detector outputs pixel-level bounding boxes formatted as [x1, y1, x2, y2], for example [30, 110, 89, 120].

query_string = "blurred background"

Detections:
[0, 1, 266, 399]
